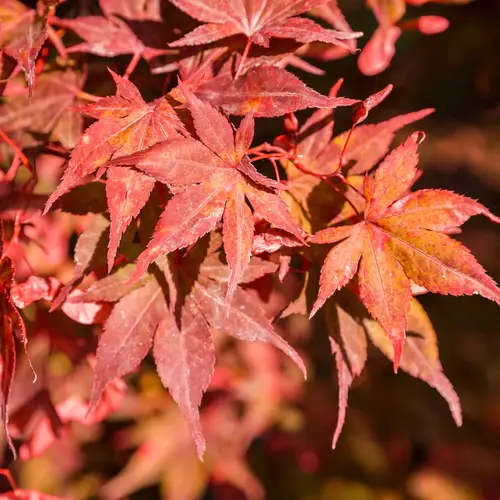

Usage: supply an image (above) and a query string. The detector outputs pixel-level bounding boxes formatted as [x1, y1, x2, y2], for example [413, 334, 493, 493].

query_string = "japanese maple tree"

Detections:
[0, 0, 498, 498]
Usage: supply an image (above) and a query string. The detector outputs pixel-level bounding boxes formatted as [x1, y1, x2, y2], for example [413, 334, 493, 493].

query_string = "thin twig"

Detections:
[235, 38, 252, 80]
[47, 26, 68, 60]
[0, 127, 33, 174]
[124, 52, 141, 79]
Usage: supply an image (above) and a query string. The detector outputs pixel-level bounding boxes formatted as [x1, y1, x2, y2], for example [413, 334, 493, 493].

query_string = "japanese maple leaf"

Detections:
[169, 0, 362, 51]
[280, 83, 422, 229]
[0, 0, 50, 95]
[110, 85, 304, 305]
[44, 71, 185, 270]
[78, 239, 302, 459]
[309, 132, 500, 369]
[173, 52, 359, 117]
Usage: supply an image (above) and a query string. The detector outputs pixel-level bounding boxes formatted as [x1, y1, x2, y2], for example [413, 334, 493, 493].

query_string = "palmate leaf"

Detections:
[310, 132, 500, 370]
[280, 84, 432, 231]
[169, 0, 361, 49]
[83, 236, 302, 459]
[110, 85, 304, 306]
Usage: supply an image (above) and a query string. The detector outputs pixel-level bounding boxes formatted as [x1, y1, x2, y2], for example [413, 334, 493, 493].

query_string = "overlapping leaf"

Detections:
[325, 294, 462, 448]
[110, 85, 304, 305]
[169, 0, 362, 50]
[78, 233, 303, 459]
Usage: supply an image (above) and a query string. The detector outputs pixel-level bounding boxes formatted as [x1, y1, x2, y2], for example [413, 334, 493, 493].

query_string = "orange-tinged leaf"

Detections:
[365, 131, 422, 218]
[358, 225, 412, 370]
[45, 71, 183, 211]
[311, 133, 500, 370]
[310, 225, 364, 317]
[382, 189, 500, 231]
[309, 223, 358, 245]
[196, 66, 358, 117]
[377, 224, 500, 306]
[153, 303, 215, 460]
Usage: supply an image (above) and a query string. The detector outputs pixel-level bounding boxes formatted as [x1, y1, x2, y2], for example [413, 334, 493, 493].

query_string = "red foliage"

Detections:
[0, 0, 496, 498]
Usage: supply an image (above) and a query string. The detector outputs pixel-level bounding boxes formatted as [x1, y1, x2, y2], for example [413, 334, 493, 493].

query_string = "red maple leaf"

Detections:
[169, 0, 362, 51]
[109, 84, 305, 305]
[77, 236, 303, 460]
[309, 132, 500, 369]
